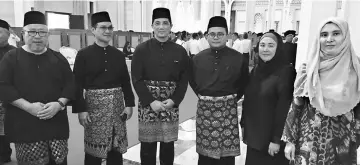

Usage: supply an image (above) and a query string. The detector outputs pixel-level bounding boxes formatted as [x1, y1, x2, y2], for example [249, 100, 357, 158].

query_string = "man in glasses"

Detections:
[0, 19, 15, 164]
[73, 11, 135, 165]
[189, 16, 249, 165]
[131, 8, 189, 165]
[0, 11, 75, 165]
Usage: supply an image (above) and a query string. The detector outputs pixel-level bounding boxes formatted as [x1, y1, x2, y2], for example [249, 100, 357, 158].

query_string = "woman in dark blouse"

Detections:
[122, 41, 132, 57]
[240, 32, 296, 165]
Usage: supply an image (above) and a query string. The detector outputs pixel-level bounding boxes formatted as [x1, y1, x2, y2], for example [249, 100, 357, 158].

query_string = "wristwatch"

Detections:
[57, 100, 66, 110]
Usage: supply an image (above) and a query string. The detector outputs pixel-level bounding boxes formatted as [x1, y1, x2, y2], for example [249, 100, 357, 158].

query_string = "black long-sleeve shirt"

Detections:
[241, 64, 296, 151]
[284, 42, 297, 66]
[189, 47, 249, 100]
[0, 48, 75, 142]
[0, 44, 15, 60]
[131, 38, 189, 106]
[72, 43, 135, 113]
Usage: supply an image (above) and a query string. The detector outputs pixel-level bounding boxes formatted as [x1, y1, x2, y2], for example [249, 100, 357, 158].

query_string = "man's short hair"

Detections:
[233, 32, 238, 38]
[243, 32, 248, 39]
[192, 33, 198, 39]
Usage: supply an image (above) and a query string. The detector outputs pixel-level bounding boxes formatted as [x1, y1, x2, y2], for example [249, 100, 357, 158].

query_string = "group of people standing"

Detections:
[173, 30, 210, 59]
[0, 6, 358, 165]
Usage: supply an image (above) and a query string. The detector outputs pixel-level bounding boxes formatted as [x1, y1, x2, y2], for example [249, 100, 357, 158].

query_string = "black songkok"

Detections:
[24, 11, 46, 27]
[207, 16, 228, 33]
[284, 30, 296, 36]
[91, 11, 112, 27]
[152, 8, 172, 24]
[0, 19, 10, 30]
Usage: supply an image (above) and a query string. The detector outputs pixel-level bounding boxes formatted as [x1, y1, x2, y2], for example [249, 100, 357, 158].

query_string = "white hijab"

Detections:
[293, 17, 360, 117]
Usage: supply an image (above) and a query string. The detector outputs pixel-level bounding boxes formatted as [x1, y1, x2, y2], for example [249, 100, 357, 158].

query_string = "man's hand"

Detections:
[299, 63, 306, 74]
[27, 102, 45, 117]
[162, 99, 175, 109]
[150, 100, 165, 113]
[37, 102, 61, 120]
[122, 107, 133, 121]
[284, 142, 296, 161]
[268, 142, 280, 156]
[78, 112, 91, 127]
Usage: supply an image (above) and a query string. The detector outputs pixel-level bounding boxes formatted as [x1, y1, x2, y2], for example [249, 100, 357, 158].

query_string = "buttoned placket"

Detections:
[214, 50, 220, 71]
[104, 47, 108, 72]
[160, 43, 165, 66]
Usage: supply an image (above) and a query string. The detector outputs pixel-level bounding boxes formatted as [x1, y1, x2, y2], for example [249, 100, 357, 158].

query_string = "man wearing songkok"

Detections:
[189, 16, 249, 165]
[283, 30, 298, 66]
[0, 18, 15, 164]
[0, 11, 75, 165]
[131, 7, 189, 165]
[73, 11, 135, 165]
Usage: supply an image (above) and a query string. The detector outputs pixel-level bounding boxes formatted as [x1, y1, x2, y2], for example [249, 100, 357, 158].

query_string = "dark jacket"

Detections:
[0, 48, 75, 142]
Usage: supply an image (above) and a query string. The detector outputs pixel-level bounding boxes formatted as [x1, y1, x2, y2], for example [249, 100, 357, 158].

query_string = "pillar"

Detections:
[245, 0, 256, 32]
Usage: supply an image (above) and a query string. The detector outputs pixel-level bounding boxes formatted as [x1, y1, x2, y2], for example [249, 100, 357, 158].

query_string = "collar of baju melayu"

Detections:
[152, 37, 171, 46]
[21, 45, 47, 55]
[93, 42, 110, 50]
[210, 45, 227, 53]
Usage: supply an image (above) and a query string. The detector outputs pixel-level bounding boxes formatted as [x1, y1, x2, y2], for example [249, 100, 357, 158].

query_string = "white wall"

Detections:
[345, 0, 360, 56]
[0, 1, 15, 26]
[96, 1, 119, 30]
[43, 1, 74, 14]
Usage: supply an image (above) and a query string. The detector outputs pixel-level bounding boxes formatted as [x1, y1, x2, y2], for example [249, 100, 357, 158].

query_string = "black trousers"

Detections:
[84, 150, 123, 165]
[242, 53, 250, 66]
[245, 145, 288, 165]
[0, 135, 12, 161]
[198, 154, 235, 165]
[140, 141, 174, 165]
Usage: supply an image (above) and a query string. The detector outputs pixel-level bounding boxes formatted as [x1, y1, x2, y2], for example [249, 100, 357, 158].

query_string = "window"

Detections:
[46, 12, 70, 29]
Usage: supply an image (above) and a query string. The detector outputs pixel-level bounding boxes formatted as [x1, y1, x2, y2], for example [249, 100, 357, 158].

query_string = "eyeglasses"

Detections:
[208, 32, 225, 39]
[24, 30, 48, 37]
[96, 26, 114, 31]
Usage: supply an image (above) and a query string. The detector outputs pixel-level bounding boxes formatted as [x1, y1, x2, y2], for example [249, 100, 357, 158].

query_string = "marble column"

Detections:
[13, 0, 25, 27]
[245, 0, 256, 32]
[267, 0, 275, 30]
[116, 1, 125, 31]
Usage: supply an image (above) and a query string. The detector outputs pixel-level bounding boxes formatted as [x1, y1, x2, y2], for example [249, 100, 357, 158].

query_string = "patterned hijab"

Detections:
[294, 17, 360, 117]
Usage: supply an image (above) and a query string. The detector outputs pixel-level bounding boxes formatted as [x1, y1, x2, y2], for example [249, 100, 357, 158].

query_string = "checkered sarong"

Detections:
[15, 139, 68, 165]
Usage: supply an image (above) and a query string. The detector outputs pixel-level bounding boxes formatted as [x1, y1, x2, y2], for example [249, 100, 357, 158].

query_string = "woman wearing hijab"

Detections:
[282, 18, 360, 165]
[240, 32, 296, 165]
